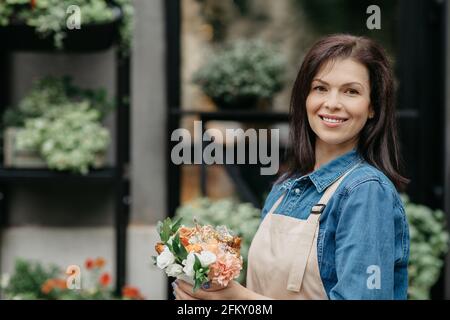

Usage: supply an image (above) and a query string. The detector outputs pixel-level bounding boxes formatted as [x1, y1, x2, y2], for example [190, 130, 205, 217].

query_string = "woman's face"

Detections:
[306, 58, 373, 150]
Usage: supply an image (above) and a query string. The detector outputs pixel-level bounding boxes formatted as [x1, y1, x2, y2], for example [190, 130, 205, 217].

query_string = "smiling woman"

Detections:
[175, 34, 411, 300]
[306, 58, 374, 162]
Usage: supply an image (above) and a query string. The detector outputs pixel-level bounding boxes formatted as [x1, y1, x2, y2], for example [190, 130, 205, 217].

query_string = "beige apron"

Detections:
[246, 166, 357, 299]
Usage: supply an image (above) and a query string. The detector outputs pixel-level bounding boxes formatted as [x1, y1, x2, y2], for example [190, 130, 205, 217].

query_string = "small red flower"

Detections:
[99, 272, 111, 287]
[30, 0, 36, 9]
[85, 258, 94, 270]
[122, 285, 144, 300]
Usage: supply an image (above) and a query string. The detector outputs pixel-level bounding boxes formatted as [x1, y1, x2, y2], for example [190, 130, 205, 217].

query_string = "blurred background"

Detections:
[0, 0, 448, 300]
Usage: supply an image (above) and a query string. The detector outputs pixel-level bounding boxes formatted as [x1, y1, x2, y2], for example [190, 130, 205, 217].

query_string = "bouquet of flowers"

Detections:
[153, 217, 243, 292]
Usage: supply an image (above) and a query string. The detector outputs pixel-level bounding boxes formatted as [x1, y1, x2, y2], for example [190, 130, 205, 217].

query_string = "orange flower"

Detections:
[179, 226, 195, 239]
[41, 278, 67, 295]
[180, 237, 190, 247]
[155, 242, 165, 254]
[122, 286, 144, 300]
[94, 257, 106, 269]
[185, 244, 202, 253]
[99, 272, 111, 287]
[85, 258, 94, 270]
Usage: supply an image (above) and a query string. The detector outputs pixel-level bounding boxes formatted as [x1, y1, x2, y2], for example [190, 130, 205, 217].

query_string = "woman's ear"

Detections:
[368, 105, 375, 119]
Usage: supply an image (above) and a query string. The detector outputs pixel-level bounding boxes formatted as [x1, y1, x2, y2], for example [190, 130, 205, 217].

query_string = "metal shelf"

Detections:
[0, 167, 118, 183]
[170, 109, 290, 122]
[0, 6, 131, 295]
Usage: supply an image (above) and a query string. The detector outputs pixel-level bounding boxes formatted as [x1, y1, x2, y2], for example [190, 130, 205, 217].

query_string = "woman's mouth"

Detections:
[318, 114, 349, 127]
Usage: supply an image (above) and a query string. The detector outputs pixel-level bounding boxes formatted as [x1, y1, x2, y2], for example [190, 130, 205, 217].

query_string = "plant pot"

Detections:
[4, 127, 47, 168]
[0, 6, 122, 52]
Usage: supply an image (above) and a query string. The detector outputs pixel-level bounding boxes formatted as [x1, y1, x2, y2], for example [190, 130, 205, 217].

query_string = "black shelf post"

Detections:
[115, 52, 131, 296]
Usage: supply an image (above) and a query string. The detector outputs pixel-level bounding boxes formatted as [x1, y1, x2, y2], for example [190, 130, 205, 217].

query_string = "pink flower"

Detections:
[208, 252, 243, 287]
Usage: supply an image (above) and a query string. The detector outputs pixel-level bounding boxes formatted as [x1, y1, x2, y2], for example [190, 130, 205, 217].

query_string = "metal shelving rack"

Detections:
[0, 8, 131, 296]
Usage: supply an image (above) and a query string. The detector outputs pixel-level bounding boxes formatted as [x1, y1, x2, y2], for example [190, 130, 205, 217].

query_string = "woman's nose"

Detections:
[324, 91, 342, 110]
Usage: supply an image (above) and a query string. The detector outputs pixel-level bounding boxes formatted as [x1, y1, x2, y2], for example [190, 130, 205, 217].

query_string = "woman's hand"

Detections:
[173, 280, 272, 300]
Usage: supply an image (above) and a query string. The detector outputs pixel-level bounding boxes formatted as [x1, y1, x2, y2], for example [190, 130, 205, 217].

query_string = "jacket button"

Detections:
[294, 188, 300, 195]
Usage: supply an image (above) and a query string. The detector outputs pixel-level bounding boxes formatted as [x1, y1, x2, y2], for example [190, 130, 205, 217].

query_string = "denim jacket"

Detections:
[261, 149, 410, 300]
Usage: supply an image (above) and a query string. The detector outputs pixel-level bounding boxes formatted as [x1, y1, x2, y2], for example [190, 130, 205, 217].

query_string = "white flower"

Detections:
[182, 253, 196, 277]
[165, 263, 183, 277]
[198, 251, 216, 267]
[157, 246, 175, 269]
[182, 251, 216, 277]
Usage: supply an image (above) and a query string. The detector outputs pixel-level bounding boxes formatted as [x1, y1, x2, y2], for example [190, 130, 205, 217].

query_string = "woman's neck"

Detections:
[314, 139, 357, 171]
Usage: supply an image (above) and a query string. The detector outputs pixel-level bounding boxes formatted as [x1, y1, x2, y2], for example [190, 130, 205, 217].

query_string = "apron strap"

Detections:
[286, 162, 361, 292]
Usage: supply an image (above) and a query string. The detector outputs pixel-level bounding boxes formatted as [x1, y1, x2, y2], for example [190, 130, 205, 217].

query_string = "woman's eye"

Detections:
[346, 88, 359, 95]
[313, 86, 327, 92]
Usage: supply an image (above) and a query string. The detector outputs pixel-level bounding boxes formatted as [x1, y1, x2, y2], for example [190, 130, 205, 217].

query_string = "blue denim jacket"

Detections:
[261, 149, 410, 300]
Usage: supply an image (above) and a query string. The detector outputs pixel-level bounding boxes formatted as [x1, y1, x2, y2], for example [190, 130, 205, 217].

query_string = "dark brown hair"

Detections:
[285, 34, 409, 191]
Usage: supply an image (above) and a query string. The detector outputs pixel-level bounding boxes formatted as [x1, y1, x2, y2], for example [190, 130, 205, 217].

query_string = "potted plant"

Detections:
[0, 0, 133, 54]
[2, 76, 113, 175]
[193, 39, 286, 111]
[403, 195, 449, 299]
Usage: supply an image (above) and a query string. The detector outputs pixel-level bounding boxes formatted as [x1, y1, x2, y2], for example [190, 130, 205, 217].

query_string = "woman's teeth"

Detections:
[321, 117, 346, 123]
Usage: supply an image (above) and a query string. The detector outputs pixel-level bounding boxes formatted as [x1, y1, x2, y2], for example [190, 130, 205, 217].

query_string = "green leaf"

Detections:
[171, 217, 183, 233]
[160, 218, 172, 243]
[193, 254, 202, 271]
[193, 279, 202, 292]
[171, 234, 188, 263]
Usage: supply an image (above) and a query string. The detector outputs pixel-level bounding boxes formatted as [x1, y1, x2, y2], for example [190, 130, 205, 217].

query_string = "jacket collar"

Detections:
[283, 149, 363, 193]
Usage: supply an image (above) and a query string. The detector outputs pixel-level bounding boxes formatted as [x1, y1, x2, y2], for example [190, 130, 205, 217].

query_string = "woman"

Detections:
[174, 34, 410, 300]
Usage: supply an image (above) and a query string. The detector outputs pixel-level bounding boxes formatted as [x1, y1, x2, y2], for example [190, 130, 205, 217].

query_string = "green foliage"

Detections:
[403, 194, 450, 300]
[193, 254, 209, 292]
[16, 102, 110, 174]
[2, 258, 61, 300]
[0, 0, 134, 54]
[157, 217, 182, 244]
[1, 258, 143, 300]
[193, 39, 286, 109]
[172, 233, 188, 263]
[3, 76, 113, 128]
[3, 76, 112, 174]
[174, 197, 261, 284]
